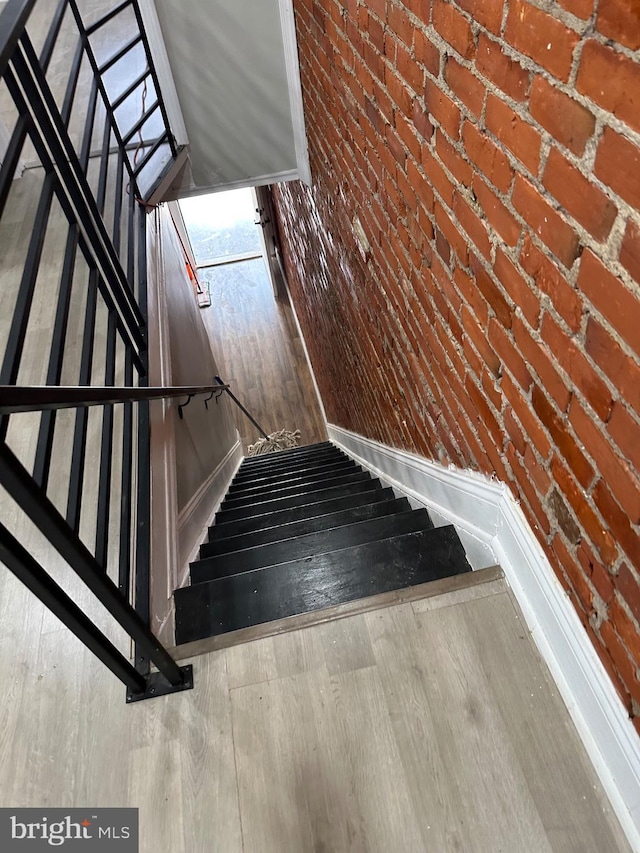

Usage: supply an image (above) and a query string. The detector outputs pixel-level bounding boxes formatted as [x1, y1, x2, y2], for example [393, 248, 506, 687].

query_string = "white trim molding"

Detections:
[328, 422, 640, 850]
[177, 438, 243, 589]
[278, 0, 312, 186]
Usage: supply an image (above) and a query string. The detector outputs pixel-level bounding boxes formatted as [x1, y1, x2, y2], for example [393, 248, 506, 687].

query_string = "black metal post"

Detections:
[0, 522, 147, 694]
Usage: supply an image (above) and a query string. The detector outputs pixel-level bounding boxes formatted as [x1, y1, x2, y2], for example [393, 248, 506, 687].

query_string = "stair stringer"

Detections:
[327, 422, 640, 852]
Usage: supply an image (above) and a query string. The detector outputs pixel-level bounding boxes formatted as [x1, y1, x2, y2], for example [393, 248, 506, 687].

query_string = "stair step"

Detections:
[215, 478, 384, 524]
[175, 525, 471, 643]
[200, 497, 412, 558]
[228, 460, 360, 498]
[239, 441, 335, 468]
[192, 509, 433, 583]
[222, 470, 372, 511]
[236, 447, 344, 478]
[208, 487, 398, 540]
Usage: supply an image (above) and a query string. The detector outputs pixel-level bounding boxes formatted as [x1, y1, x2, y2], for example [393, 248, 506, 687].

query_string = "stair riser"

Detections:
[222, 471, 372, 510]
[237, 448, 345, 478]
[220, 470, 371, 510]
[175, 526, 471, 643]
[228, 460, 360, 496]
[191, 509, 433, 583]
[200, 497, 412, 558]
[239, 442, 335, 468]
[215, 480, 385, 525]
[208, 487, 397, 540]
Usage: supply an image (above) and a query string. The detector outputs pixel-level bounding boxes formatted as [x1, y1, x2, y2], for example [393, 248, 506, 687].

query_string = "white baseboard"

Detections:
[328, 423, 640, 850]
[177, 438, 243, 588]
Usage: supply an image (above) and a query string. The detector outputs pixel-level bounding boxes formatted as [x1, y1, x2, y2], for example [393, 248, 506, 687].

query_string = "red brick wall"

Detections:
[273, 0, 640, 726]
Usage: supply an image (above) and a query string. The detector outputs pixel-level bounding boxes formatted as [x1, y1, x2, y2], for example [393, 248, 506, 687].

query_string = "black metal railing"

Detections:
[0, 0, 187, 701]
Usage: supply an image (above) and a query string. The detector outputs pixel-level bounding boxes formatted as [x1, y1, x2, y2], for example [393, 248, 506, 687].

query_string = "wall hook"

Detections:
[177, 394, 194, 419]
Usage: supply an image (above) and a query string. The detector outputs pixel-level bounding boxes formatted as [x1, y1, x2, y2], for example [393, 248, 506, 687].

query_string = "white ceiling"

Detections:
[144, 0, 309, 197]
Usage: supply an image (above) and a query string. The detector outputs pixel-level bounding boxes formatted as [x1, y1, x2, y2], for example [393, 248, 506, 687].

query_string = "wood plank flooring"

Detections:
[0, 565, 631, 853]
[199, 258, 327, 451]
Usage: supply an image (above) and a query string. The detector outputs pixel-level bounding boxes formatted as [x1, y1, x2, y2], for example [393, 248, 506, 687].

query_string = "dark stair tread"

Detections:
[239, 442, 336, 468]
[229, 458, 358, 493]
[222, 470, 372, 510]
[175, 525, 471, 644]
[236, 448, 345, 478]
[200, 497, 412, 558]
[191, 509, 433, 583]
[208, 487, 398, 540]
[215, 478, 384, 524]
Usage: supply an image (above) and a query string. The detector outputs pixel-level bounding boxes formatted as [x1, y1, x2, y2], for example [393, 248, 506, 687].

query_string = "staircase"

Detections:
[174, 442, 472, 645]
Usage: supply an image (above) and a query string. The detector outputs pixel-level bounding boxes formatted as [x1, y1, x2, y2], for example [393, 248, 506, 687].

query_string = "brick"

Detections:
[593, 478, 640, 563]
[386, 67, 413, 116]
[472, 174, 521, 246]
[542, 148, 617, 243]
[432, 0, 475, 59]
[476, 33, 530, 102]
[611, 596, 640, 661]
[505, 0, 580, 81]
[425, 80, 462, 139]
[520, 235, 581, 332]
[529, 77, 596, 157]
[471, 254, 513, 329]
[395, 112, 422, 162]
[422, 146, 455, 207]
[600, 621, 638, 711]
[396, 41, 424, 93]
[489, 318, 532, 390]
[462, 122, 514, 195]
[570, 397, 640, 522]
[557, 0, 594, 17]
[454, 194, 492, 260]
[597, 0, 640, 51]
[486, 96, 541, 173]
[455, 0, 504, 34]
[608, 401, 640, 471]
[444, 57, 486, 118]
[578, 543, 615, 604]
[517, 318, 572, 411]
[435, 131, 473, 188]
[494, 248, 539, 327]
[507, 445, 552, 534]
[462, 307, 501, 378]
[617, 563, 640, 626]
[586, 317, 640, 413]
[578, 250, 640, 360]
[414, 29, 440, 77]
[512, 176, 580, 270]
[455, 265, 489, 326]
[577, 41, 640, 134]
[531, 384, 594, 486]
[540, 312, 613, 421]
[550, 456, 618, 564]
[388, 2, 414, 48]
[435, 201, 469, 266]
[366, 12, 385, 53]
[412, 100, 434, 142]
[502, 373, 551, 457]
[594, 127, 640, 210]
[549, 488, 581, 545]
[620, 219, 640, 284]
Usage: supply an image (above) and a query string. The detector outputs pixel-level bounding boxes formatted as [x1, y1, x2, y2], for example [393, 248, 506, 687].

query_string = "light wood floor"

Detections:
[199, 258, 327, 451]
[0, 569, 630, 852]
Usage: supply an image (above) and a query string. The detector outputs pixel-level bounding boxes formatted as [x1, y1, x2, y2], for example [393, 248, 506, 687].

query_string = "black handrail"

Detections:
[214, 376, 270, 440]
[0, 383, 230, 414]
